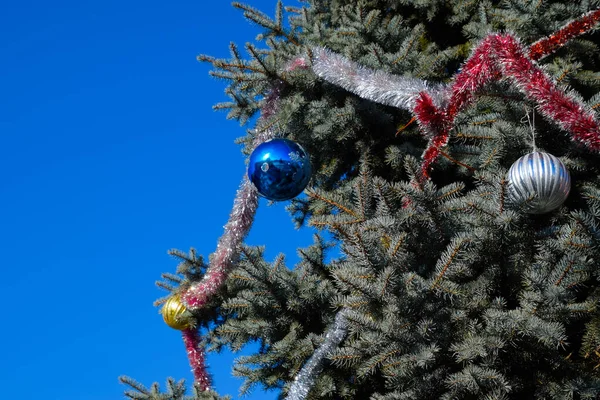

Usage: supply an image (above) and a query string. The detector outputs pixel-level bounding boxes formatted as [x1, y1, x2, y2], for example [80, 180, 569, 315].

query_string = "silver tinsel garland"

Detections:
[287, 310, 349, 400]
[311, 47, 447, 111]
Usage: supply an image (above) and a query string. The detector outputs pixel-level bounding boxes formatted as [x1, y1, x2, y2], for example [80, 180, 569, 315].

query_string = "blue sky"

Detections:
[0, 1, 313, 399]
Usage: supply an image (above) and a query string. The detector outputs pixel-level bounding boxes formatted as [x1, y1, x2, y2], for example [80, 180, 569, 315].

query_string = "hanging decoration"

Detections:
[310, 9, 600, 181]
[285, 9, 600, 398]
[506, 151, 571, 214]
[181, 85, 284, 313]
[165, 7, 600, 396]
[176, 79, 296, 390]
[247, 138, 312, 201]
[161, 293, 194, 330]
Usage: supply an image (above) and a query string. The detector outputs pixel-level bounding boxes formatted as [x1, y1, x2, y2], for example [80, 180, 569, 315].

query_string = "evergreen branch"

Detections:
[153, 295, 171, 307]
[119, 376, 151, 395]
[232, 1, 300, 46]
[499, 178, 507, 214]
[355, 167, 368, 218]
[162, 272, 184, 284]
[268, 254, 285, 282]
[440, 151, 475, 172]
[379, 266, 396, 298]
[392, 25, 423, 65]
[346, 301, 369, 308]
[230, 273, 258, 283]
[329, 223, 354, 242]
[564, 226, 592, 250]
[297, 249, 326, 276]
[353, 231, 372, 268]
[471, 118, 498, 126]
[156, 281, 177, 292]
[197, 51, 266, 75]
[430, 238, 470, 291]
[333, 272, 370, 294]
[330, 353, 362, 364]
[390, 232, 408, 259]
[396, 116, 417, 136]
[275, 0, 283, 28]
[362, 349, 402, 377]
[437, 185, 463, 201]
[310, 219, 365, 228]
[554, 259, 576, 287]
[480, 147, 499, 169]
[375, 179, 393, 213]
[306, 189, 359, 218]
[466, 201, 498, 218]
[455, 132, 494, 140]
[245, 43, 275, 77]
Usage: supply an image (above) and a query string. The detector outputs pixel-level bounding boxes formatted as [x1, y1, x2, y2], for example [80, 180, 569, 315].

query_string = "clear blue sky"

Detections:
[0, 1, 313, 399]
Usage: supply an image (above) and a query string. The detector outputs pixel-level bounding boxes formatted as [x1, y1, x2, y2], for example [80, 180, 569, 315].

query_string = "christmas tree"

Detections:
[121, 1, 600, 399]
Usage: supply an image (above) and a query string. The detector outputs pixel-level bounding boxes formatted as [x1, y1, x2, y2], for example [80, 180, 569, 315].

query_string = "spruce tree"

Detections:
[121, 1, 600, 399]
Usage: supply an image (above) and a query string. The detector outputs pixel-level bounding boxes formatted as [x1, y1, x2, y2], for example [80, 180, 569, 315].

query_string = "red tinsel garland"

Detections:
[182, 328, 211, 392]
[529, 9, 600, 61]
[416, 9, 600, 180]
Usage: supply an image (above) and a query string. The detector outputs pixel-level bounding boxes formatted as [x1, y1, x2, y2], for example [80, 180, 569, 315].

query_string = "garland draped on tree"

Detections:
[312, 9, 600, 180]
[173, 7, 600, 396]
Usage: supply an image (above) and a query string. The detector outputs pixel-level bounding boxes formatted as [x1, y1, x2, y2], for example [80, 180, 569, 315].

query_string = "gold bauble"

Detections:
[161, 294, 193, 330]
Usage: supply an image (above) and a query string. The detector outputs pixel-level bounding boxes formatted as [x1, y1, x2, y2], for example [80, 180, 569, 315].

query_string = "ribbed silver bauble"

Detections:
[506, 151, 571, 214]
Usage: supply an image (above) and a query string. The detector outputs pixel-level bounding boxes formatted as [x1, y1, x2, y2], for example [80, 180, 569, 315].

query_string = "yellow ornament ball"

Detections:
[161, 294, 193, 330]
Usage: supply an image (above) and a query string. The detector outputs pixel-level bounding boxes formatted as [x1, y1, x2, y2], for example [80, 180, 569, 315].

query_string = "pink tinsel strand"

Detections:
[182, 328, 211, 392]
[181, 178, 259, 310]
[262, 85, 283, 121]
[416, 9, 600, 179]
[181, 83, 282, 311]
[286, 56, 309, 71]
[179, 84, 279, 390]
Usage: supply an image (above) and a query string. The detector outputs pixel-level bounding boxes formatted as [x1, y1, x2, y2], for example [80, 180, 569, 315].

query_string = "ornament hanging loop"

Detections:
[523, 105, 537, 153]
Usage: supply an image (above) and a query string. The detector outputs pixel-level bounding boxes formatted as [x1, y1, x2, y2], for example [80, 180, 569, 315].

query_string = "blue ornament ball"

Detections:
[247, 138, 312, 201]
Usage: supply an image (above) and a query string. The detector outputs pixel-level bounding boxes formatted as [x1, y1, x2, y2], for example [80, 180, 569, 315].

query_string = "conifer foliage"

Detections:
[122, 1, 600, 399]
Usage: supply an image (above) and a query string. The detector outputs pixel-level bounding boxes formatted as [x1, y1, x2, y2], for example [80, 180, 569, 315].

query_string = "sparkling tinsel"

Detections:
[312, 47, 446, 111]
[179, 87, 280, 389]
[287, 310, 349, 400]
[310, 10, 600, 180]
[182, 328, 211, 391]
[172, 7, 600, 395]
[417, 32, 600, 179]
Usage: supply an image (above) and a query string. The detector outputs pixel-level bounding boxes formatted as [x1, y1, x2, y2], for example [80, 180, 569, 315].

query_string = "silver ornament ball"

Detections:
[506, 151, 571, 214]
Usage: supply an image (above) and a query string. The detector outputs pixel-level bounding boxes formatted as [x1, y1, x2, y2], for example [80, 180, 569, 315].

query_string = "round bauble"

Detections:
[161, 294, 194, 330]
[247, 138, 312, 201]
[506, 151, 571, 214]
